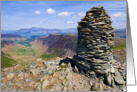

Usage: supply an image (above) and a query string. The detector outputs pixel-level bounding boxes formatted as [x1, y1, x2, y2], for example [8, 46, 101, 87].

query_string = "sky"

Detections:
[1, 1, 126, 30]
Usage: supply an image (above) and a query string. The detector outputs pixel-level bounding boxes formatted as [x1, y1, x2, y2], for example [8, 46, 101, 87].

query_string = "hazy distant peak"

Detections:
[1, 34, 23, 38]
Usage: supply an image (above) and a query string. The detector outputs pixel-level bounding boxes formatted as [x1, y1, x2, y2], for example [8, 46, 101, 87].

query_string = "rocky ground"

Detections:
[1, 57, 126, 91]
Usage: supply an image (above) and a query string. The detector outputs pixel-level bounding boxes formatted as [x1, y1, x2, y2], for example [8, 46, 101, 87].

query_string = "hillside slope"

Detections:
[33, 34, 126, 62]
[33, 34, 77, 58]
[1, 52, 16, 68]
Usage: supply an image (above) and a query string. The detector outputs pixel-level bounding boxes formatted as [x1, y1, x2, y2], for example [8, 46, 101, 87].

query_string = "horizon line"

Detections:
[1, 27, 126, 31]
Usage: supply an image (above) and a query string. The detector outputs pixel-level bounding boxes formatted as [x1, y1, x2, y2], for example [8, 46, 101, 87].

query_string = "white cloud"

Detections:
[58, 12, 74, 16]
[66, 21, 73, 24]
[34, 10, 41, 15]
[77, 13, 85, 16]
[46, 8, 55, 14]
[111, 12, 126, 17]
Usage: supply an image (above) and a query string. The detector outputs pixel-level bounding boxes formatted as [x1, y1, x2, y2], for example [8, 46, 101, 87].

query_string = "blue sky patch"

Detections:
[1, 1, 126, 30]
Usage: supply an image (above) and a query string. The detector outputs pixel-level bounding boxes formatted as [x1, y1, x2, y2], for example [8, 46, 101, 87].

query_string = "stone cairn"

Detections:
[74, 6, 126, 90]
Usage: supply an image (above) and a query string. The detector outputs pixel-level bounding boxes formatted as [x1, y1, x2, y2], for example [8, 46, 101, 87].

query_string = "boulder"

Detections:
[114, 75, 125, 85]
[114, 69, 125, 84]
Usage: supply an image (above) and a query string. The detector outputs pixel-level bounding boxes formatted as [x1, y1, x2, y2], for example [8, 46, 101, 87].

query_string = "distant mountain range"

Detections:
[114, 29, 126, 38]
[2, 34, 23, 38]
[1, 27, 126, 38]
[1, 34, 26, 41]
[1, 27, 77, 37]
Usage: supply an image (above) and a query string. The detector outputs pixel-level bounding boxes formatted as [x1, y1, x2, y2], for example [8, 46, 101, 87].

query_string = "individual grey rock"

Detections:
[35, 82, 42, 91]
[63, 87, 68, 91]
[111, 67, 115, 73]
[111, 76, 116, 88]
[55, 84, 64, 91]
[7, 73, 14, 80]
[114, 75, 125, 85]
[16, 81, 22, 87]
[53, 72, 59, 78]
[30, 69, 39, 76]
[114, 69, 125, 85]
[25, 78, 30, 82]
[91, 83, 103, 91]
[42, 79, 50, 91]
[18, 72, 24, 79]
[105, 72, 112, 86]
[90, 80, 93, 86]
[66, 72, 73, 80]
[122, 85, 126, 91]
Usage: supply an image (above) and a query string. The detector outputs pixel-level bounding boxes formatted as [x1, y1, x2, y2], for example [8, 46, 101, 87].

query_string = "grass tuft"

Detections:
[1, 54, 16, 68]
[113, 44, 126, 50]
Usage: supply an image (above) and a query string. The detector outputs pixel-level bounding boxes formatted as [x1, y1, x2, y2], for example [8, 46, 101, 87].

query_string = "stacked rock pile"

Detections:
[76, 6, 114, 74]
[75, 6, 126, 89]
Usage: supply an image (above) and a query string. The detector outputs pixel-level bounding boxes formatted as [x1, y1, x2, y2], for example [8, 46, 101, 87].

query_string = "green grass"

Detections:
[14, 40, 32, 47]
[1, 54, 16, 68]
[113, 44, 126, 50]
[40, 48, 66, 61]
[20, 61, 30, 66]
[47, 48, 65, 57]
[40, 53, 56, 60]
[16, 48, 36, 56]
[30, 48, 36, 56]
